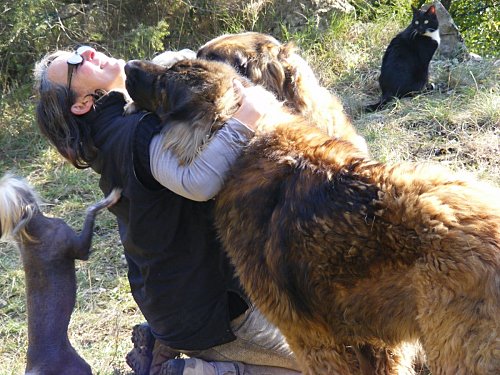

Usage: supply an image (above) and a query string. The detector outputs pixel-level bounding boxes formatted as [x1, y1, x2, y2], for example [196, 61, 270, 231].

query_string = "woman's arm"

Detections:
[150, 118, 254, 201]
[150, 80, 275, 201]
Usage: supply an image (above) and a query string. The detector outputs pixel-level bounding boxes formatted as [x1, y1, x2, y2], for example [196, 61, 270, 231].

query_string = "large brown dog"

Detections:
[124, 58, 500, 375]
[197, 32, 369, 155]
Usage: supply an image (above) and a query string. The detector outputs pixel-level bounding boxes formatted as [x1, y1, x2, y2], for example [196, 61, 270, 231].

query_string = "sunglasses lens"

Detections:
[67, 45, 94, 90]
[76, 45, 94, 55]
[67, 54, 84, 65]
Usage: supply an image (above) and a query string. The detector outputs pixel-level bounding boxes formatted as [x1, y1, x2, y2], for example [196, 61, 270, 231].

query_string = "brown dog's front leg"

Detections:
[73, 188, 121, 260]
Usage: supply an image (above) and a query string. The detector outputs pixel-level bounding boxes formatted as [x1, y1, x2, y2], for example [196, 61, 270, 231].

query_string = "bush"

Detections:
[449, 0, 498, 58]
[0, 0, 172, 93]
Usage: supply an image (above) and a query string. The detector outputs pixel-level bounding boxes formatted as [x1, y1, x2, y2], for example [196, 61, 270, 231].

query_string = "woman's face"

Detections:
[47, 48, 126, 99]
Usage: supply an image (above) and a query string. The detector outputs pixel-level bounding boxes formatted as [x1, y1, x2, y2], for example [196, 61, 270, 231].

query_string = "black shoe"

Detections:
[126, 323, 155, 375]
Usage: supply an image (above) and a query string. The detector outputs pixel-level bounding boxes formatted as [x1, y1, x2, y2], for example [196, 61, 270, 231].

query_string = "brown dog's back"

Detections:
[215, 121, 500, 374]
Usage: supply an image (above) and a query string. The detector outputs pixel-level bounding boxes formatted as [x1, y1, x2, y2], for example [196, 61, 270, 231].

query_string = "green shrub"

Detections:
[449, 0, 498, 58]
[0, 0, 173, 93]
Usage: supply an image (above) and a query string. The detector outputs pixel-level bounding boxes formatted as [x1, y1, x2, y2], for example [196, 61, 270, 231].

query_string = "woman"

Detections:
[33, 46, 300, 375]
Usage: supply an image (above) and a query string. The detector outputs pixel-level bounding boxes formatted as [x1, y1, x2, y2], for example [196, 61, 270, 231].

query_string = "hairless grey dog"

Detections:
[0, 174, 120, 375]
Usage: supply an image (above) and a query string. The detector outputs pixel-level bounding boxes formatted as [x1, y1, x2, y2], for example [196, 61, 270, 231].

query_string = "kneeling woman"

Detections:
[34, 46, 300, 375]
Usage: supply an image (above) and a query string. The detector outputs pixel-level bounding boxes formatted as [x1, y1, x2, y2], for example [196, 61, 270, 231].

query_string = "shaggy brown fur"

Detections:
[124, 57, 243, 165]
[124, 59, 500, 375]
[197, 32, 369, 155]
[0, 174, 120, 375]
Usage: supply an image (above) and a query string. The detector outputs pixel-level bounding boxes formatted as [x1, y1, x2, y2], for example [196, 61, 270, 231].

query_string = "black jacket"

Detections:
[82, 92, 247, 350]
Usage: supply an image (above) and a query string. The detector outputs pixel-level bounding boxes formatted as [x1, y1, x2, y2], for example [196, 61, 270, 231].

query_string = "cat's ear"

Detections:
[411, 5, 419, 15]
[426, 5, 436, 15]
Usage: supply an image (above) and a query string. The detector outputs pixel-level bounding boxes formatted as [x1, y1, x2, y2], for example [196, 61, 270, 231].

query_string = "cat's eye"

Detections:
[415, 21, 419, 25]
[424, 20, 429, 24]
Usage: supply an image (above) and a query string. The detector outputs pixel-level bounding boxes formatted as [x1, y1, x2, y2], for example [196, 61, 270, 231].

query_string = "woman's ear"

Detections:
[70, 97, 94, 115]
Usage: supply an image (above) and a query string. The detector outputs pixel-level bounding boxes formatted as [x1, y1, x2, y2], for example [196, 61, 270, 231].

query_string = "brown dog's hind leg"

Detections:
[300, 345, 359, 375]
[289, 335, 361, 375]
[353, 343, 417, 375]
[354, 344, 391, 375]
[415, 258, 500, 375]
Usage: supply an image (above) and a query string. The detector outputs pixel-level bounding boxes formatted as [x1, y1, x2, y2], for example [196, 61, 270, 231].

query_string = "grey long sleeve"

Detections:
[149, 118, 254, 201]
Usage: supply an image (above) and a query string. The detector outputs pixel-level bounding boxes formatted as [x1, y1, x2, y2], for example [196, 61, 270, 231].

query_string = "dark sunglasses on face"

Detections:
[66, 45, 95, 91]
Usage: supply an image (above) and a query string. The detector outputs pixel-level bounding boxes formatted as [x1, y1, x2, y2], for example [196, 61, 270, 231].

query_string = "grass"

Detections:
[0, 7, 499, 375]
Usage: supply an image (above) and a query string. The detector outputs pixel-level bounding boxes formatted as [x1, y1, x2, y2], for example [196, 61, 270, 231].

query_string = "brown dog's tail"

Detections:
[0, 174, 40, 242]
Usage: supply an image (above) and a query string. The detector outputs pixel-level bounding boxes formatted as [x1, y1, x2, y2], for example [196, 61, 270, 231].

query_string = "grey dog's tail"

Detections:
[86, 188, 122, 215]
[0, 174, 40, 241]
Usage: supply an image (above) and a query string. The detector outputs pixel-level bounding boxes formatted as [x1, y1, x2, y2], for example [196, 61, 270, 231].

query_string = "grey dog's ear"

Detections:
[152, 49, 197, 68]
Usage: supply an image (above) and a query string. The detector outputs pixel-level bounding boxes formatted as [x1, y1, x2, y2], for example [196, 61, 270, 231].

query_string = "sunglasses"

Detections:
[66, 45, 95, 91]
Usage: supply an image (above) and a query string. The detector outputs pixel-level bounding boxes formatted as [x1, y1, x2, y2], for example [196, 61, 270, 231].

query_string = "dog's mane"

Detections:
[156, 59, 244, 165]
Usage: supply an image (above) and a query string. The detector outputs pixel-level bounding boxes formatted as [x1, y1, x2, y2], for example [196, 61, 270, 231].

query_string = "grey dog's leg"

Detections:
[73, 188, 121, 260]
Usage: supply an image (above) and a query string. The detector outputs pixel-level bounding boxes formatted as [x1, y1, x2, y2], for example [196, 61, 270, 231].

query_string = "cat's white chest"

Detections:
[423, 29, 440, 45]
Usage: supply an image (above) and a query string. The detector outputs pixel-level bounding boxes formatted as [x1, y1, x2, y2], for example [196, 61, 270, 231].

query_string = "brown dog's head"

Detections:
[125, 58, 246, 164]
[197, 32, 370, 156]
[197, 32, 314, 108]
[197, 32, 283, 76]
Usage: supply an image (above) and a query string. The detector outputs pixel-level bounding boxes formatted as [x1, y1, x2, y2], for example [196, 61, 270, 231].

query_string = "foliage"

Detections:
[449, 0, 499, 58]
[1, 0, 497, 93]
[0, 0, 172, 93]
[351, 0, 499, 57]
[352, 0, 424, 20]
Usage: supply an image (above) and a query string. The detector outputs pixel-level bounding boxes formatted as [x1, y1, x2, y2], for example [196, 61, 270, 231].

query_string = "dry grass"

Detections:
[305, 15, 499, 187]
[343, 58, 500, 186]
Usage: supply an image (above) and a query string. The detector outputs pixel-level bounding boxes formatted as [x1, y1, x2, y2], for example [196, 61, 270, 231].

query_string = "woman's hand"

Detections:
[231, 79, 276, 131]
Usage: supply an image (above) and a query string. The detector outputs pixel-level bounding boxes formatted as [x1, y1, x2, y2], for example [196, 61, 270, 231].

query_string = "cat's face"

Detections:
[411, 5, 439, 34]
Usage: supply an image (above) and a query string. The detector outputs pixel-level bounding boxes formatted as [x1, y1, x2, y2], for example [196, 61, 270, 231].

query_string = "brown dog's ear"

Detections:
[152, 77, 194, 121]
[274, 42, 320, 115]
[153, 72, 220, 165]
[243, 41, 287, 100]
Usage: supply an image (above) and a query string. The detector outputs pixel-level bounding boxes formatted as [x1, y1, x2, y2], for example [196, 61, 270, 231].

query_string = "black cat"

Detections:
[367, 5, 439, 111]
